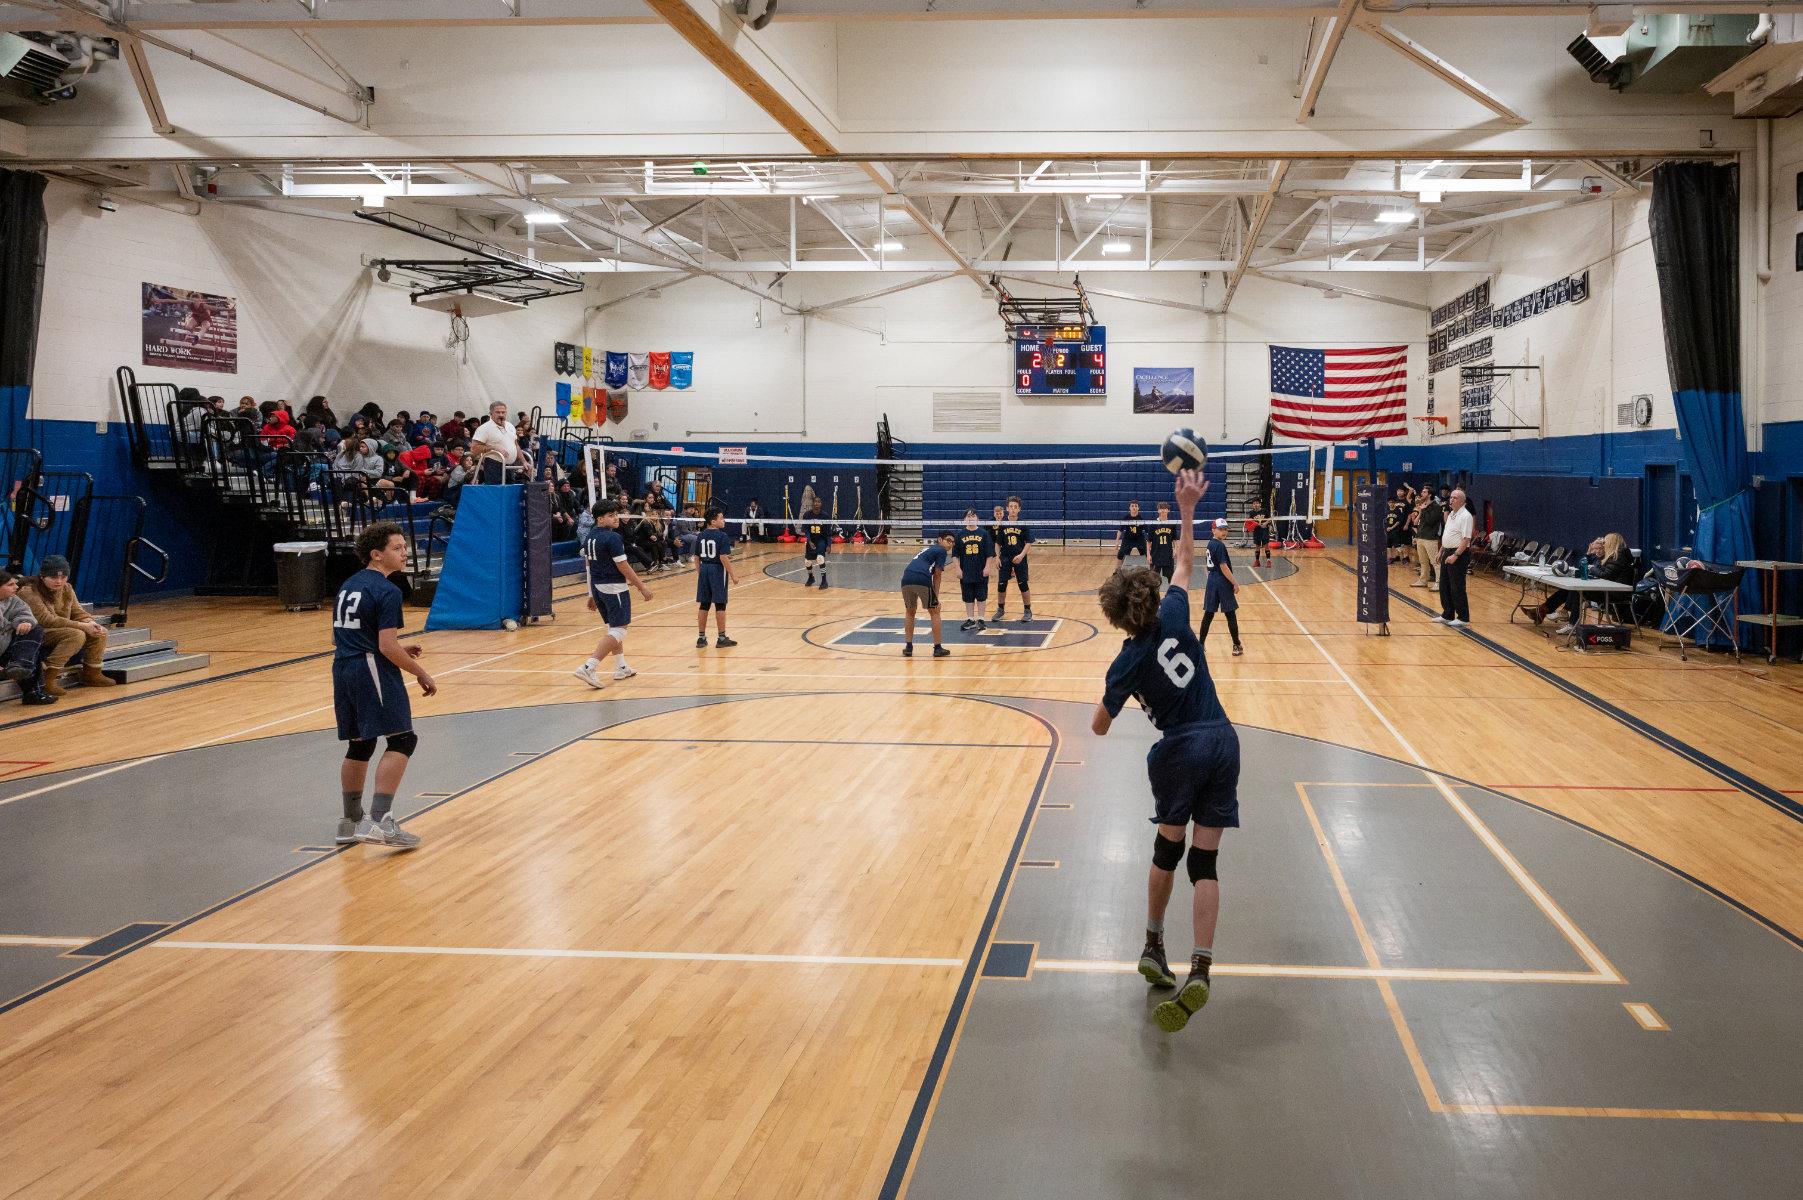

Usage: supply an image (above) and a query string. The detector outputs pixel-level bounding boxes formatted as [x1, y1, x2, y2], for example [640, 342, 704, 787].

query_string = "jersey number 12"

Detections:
[333, 590, 363, 629]
[1157, 638, 1195, 688]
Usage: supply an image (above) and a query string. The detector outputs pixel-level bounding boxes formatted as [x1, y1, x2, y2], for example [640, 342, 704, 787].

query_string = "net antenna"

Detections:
[584, 440, 609, 508]
[1458, 363, 1544, 433]
[992, 273, 1097, 334]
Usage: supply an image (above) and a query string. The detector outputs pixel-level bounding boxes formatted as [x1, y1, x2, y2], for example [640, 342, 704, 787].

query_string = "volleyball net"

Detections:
[577, 441, 1337, 546]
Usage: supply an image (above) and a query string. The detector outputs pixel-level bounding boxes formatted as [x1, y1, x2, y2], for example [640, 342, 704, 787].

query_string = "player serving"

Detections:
[575, 499, 654, 688]
[1093, 469, 1240, 1034]
[992, 495, 1034, 623]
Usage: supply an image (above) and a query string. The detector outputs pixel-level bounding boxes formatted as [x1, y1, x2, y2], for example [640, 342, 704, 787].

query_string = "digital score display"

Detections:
[1014, 325, 1105, 396]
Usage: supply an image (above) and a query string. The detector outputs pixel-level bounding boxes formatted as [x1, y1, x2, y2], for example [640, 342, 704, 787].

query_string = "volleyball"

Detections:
[1160, 428, 1207, 474]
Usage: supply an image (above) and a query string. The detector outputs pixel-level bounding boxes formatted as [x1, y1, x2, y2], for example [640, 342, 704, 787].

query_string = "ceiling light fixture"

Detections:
[1375, 210, 1417, 224]
[1087, 193, 1124, 201]
[524, 211, 566, 224]
[360, 192, 386, 208]
[878, 239, 904, 251]
[1101, 239, 1134, 254]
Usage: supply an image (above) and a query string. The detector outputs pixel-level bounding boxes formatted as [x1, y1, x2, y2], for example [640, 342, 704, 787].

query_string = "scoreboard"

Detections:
[1014, 324, 1105, 396]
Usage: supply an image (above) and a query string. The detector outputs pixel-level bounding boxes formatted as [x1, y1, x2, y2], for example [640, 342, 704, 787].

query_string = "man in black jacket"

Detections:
[1412, 492, 1444, 592]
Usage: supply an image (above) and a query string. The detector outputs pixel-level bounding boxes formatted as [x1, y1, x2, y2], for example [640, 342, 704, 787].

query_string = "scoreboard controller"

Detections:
[1013, 324, 1106, 396]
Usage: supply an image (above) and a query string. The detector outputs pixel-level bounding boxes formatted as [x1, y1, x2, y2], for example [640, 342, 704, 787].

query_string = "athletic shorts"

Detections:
[333, 654, 412, 742]
[960, 578, 989, 603]
[1147, 719, 1240, 829]
[901, 583, 938, 610]
[999, 557, 1030, 588]
[1153, 561, 1174, 584]
[805, 540, 831, 561]
[1253, 527, 1270, 547]
[697, 566, 728, 607]
[1118, 537, 1147, 560]
[593, 586, 632, 627]
[1203, 573, 1238, 614]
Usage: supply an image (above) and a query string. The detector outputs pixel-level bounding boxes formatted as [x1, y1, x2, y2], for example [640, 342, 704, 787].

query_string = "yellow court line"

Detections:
[1624, 1001, 1670, 1031]
[1439, 1104, 1803, 1122]
[1032, 961, 1617, 983]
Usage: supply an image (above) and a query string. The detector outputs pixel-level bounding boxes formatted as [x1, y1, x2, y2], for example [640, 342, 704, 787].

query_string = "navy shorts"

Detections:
[333, 654, 412, 742]
[593, 587, 632, 627]
[960, 577, 989, 603]
[697, 567, 728, 607]
[805, 540, 831, 561]
[1152, 559, 1174, 583]
[999, 557, 1030, 588]
[1204, 573, 1238, 613]
[1253, 526, 1270, 547]
[1118, 537, 1147, 560]
[1147, 720, 1241, 829]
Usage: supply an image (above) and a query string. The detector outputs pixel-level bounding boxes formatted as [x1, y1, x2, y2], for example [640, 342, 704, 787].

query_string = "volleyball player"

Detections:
[1093, 470, 1239, 1034]
[992, 495, 1034, 623]
[1249, 499, 1273, 567]
[955, 509, 997, 631]
[695, 507, 738, 648]
[1149, 501, 1177, 584]
[1114, 500, 1148, 565]
[1200, 518, 1244, 657]
[332, 521, 437, 850]
[574, 499, 654, 688]
[900, 531, 955, 657]
[802, 497, 833, 590]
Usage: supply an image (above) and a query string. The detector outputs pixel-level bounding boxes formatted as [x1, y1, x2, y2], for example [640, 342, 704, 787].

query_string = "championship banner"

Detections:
[670, 351, 693, 389]
[649, 352, 671, 390]
[568, 388, 585, 425]
[1354, 481, 1390, 630]
[581, 387, 598, 426]
[627, 353, 650, 390]
[555, 381, 570, 419]
[607, 390, 628, 423]
[142, 282, 238, 374]
[605, 351, 628, 390]
[581, 346, 593, 377]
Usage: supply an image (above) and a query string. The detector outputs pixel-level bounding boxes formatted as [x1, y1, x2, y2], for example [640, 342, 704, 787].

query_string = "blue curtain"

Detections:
[1648, 162, 1756, 644]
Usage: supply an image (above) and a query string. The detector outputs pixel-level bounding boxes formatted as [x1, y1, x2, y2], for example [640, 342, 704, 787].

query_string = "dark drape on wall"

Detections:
[1648, 161, 1755, 642]
[0, 168, 48, 450]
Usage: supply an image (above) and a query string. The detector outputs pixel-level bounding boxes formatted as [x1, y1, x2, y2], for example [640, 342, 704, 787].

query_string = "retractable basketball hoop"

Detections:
[1413, 416, 1448, 438]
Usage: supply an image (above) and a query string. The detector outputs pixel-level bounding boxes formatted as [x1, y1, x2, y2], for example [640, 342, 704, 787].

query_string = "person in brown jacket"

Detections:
[20, 555, 115, 696]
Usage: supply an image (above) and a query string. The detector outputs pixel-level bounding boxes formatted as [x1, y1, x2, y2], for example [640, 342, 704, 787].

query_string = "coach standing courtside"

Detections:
[1433, 487, 1474, 628]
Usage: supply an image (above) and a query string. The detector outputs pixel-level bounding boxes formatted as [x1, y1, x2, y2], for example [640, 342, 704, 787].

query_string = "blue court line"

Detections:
[1327, 559, 1803, 825]
[584, 736, 1045, 747]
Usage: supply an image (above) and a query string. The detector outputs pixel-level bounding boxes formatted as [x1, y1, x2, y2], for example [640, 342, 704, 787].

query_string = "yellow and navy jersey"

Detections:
[955, 528, 995, 582]
[1385, 505, 1402, 532]
[1149, 525, 1176, 564]
[1119, 519, 1145, 541]
[997, 523, 1033, 554]
[803, 515, 832, 544]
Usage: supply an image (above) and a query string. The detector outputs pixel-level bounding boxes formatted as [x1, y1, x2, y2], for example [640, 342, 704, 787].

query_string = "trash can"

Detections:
[272, 541, 328, 611]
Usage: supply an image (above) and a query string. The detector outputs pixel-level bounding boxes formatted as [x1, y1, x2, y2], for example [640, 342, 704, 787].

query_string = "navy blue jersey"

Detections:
[1206, 537, 1232, 576]
[583, 526, 628, 587]
[803, 514, 832, 545]
[997, 523, 1033, 557]
[954, 529, 995, 582]
[1119, 517, 1146, 540]
[1101, 587, 1227, 733]
[696, 527, 733, 565]
[1149, 524, 1177, 565]
[332, 568, 403, 659]
[901, 543, 950, 587]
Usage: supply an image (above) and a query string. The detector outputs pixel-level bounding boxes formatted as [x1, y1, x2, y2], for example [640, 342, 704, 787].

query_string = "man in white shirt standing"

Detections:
[469, 400, 522, 484]
[1434, 487, 1474, 628]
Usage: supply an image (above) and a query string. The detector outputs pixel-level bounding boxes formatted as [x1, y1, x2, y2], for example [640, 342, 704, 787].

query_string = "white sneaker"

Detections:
[613, 666, 637, 681]
[1430, 615, 1448, 624]
[573, 664, 605, 689]
[1556, 623, 1574, 635]
[1447, 618, 1468, 627]
[1429, 584, 1440, 592]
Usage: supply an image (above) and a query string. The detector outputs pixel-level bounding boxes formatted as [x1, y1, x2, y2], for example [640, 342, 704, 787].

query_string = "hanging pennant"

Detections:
[627, 352, 650, 390]
[568, 387, 585, 425]
[553, 343, 569, 375]
[608, 390, 629, 423]
[579, 386, 596, 427]
[581, 346, 593, 377]
[605, 351, 628, 390]
[555, 381, 571, 419]
[649, 352, 671, 390]
[669, 351, 693, 390]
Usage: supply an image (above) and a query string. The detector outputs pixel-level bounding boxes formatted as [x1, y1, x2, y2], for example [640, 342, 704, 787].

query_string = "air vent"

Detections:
[932, 390, 1002, 434]
[0, 32, 69, 93]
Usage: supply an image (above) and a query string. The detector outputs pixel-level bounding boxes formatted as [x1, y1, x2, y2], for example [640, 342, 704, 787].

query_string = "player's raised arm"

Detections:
[1173, 469, 1205, 585]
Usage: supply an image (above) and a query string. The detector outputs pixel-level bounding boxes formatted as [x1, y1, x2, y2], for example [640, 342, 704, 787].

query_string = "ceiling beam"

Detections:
[1255, 191, 1608, 269]
[1217, 160, 1289, 313]
[1355, 19, 1528, 126]
[1297, 0, 1361, 123]
[1248, 270, 1429, 311]
[119, 36, 173, 135]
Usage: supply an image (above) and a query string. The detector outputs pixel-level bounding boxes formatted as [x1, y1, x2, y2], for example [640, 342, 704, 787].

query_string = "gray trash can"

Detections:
[272, 541, 328, 611]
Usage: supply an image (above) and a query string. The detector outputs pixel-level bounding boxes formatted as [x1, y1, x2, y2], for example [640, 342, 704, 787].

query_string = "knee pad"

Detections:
[608, 626, 629, 641]
[344, 738, 377, 762]
[385, 731, 418, 758]
[1187, 846, 1218, 883]
[1152, 832, 1185, 872]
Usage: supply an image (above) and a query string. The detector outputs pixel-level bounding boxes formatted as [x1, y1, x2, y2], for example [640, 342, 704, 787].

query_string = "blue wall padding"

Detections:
[425, 484, 522, 630]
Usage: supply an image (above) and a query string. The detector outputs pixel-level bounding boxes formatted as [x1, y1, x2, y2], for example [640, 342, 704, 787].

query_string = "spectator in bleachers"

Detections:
[0, 570, 53, 705]
[398, 445, 441, 500]
[374, 444, 412, 502]
[551, 479, 579, 540]
[342, 413, 372, 444]
[358, 401, 386, 429]
[412, 411, 438, 446]
[380, 418, 410, 452]
[470, 400, 525, 484]
[21, 556, 114, 696]
[259, 403, 295, 451]
[441, 411, 467, 443]
[305, 395, 338, 429]
[233, 395, 259, 421]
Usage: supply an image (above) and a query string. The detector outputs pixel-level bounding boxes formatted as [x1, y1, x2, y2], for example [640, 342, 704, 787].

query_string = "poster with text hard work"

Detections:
[142, 283, 238, 374]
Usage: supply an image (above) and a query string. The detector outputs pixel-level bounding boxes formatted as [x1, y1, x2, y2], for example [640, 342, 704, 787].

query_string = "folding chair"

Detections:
[1653, 559, 1744, 663]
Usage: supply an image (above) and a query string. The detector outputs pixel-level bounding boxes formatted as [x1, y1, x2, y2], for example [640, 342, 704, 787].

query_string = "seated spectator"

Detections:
[379, 418, 410, 452]
[374, 444, 412, 502]
[342, 413, 372, 444]
[441, 411, 466, 443]
[1533, 533, 1636, 631]
[575, 503, 596, 544]
[334, 438, 384, 502]
[0, 570, 53, 705]
[398, 444, 441, 500]
[304, 394, 338, 429]
[21, 556, 113, 696]
[745, 498, 766, 542]
[551, 479, 579, 539]
[412, 410, 438, 446]
[259, 403, 295, 451]
[442, 446, 470, 507]
[359, 401, 386, 429]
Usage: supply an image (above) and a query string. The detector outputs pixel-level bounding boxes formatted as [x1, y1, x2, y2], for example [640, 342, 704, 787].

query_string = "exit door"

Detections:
[1646, 466, 1676, 560]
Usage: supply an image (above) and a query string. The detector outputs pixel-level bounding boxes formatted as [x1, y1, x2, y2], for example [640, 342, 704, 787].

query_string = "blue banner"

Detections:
[670, 351, 693, 389]
[605, 351, 628, 390]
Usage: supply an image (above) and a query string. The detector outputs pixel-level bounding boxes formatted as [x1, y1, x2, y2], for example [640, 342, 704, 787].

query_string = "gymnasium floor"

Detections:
[2, 544, 1801, 1198]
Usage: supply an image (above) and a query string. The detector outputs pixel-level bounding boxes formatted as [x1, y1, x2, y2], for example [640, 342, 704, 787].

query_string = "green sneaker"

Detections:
[1137, 941, 1175, 988]
[1153, 962, 1211, 1033]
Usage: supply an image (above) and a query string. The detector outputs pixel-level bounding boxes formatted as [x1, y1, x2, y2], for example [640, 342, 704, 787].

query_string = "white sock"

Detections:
[615, 653, 630, 669]
[585, 658, 600, 670]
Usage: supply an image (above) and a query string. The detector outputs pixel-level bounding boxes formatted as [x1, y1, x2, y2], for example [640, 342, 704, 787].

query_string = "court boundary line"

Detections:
[150, 942, 964, 967]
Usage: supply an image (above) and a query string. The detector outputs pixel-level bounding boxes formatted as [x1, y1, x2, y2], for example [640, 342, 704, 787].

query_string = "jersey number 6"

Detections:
[1157, 637, 1195, 687]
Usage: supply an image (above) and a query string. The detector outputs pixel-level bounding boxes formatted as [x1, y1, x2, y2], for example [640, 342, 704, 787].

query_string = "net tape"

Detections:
[590, 444, 1323, 467]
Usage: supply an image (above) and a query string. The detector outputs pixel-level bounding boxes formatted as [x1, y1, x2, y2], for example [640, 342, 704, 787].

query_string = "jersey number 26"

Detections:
[1157, 637, 1195, 688]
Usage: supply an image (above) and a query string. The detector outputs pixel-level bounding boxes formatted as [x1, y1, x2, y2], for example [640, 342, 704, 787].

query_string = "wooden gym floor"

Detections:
[1, 544, 1800, 1197]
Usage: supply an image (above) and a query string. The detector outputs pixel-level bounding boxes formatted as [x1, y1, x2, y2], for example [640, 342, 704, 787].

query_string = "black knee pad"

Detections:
[1187, 846, 1218, 883]
[344, 738, 377, 762]
[385, 731, 418, 758]
[1152, 832, 1185, 872]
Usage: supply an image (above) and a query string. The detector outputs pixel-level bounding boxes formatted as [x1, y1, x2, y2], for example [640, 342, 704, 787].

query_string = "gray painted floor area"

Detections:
[906, 696, 1803, 1200]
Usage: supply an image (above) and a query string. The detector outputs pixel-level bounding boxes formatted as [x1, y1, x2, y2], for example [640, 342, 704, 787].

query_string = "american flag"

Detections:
[1269, 344, 1409, 441]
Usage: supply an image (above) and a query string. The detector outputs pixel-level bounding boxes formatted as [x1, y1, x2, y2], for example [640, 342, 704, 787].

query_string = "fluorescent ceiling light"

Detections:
[1101, 240, 1133, 254]
[524, 211, 566, 224]
[1087, 193, 1124, 201]
[1375, 210, 1416, 224]
[878, 240, 904, 251]
[360, 192, 386, 208]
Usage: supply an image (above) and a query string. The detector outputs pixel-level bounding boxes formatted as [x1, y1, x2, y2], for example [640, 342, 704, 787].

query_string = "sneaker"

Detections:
[1022, 608, 1034, 622]
[933, 645, 950, 658]
[1408, 580, 1427, 588]
[573, 663, 606, 689]
[0, 663, 28, 683]
[1429, 583, 1439, 592]
[613, 665, 637, 681]
[1556, 622, 1574, 635]
[1138, 941, 1175, 988]
[976, 620, 987, 632]
[1232, 643, 1244, 657]
[960, 619, 976, 631]
[903, 643, 914, 658]
[992, 607, 1006, 621]
[1448, 619, 1469, 628]
[1153, 960, 1211, 1033]
[805, 576, 816, 588]
[334, 817, 360, 845]
[355, 814, 421, 850]
[714, 635, 738, 648]
[696, 634, 709, 648]
[818, 579, 829, 591]
[1430, 615, 1448, 624]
